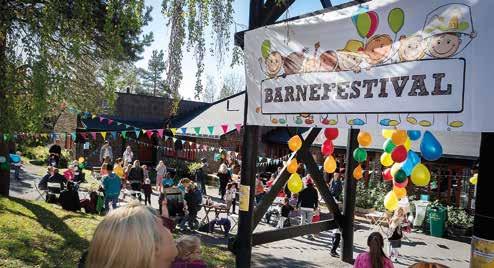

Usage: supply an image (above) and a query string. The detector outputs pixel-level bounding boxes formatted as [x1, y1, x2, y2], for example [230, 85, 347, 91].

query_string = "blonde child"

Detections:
[172, 235, 207, 268]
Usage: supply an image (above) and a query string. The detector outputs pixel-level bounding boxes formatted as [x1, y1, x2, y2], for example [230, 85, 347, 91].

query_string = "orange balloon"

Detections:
[287, 158, 298, 174]
[357, 131, 372, 147]
[288, 135, 303, 152]
[353, 164, 363, 180]
[393, 186, 407, 199]
[391, 130, 407, 145]
[324, 155, 337, 173]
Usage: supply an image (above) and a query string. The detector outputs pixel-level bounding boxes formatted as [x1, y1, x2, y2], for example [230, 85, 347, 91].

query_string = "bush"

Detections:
[356, 178, 390, 211]
[163, 158, 197, 179]
[19, 145, 70, 168]
[447, 206, 474, 228]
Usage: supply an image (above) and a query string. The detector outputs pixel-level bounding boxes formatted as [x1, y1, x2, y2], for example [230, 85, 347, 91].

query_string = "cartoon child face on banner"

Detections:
[398, 35, 426, 61]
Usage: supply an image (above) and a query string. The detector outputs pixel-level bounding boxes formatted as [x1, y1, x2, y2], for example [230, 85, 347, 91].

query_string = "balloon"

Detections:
[287, 173, 303, 194]
[324, 128, 339, 140]
[78, 157, 85, 163]
[287, 158, 298, 174]
[391, 162, 403, 177]
[352, 5, 369, 26]
[353, 148, 367, 163]
[420, 131, 443, 161]
[384, 191, 399, 211]
[383, 168, 393, 181]
[288, 135, 303, 152]
[393, 186, 407, 199]
[391, 145, 407, 163]
[382, 129, 395, 139]
[321, 140, 334, 156]
[380, 153, 394, 167]
[404, 138, 411, 151]
[356, 13, 371, 39]
[407, 130, 421, 141]
[394, 169, 407, 183]
[470, 174, 478, 185]
[366, 11, 379, 38]
[357, 131, 372, 147]
[388, 8, 405, 34]
[324, 155, 337, 173]
[383, 139, 396, 153]
[411, 163, 431, 186]
[353, 164, 363, 180]
[391, 130, 407, 145]
[261, 40, 271, 59]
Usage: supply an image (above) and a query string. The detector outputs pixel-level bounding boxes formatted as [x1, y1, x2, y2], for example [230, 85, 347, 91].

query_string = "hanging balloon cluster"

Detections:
[352, 131, 372, 180]
[286, 135, 304, 194]
[381, 130, 443, 211]
[322, 128, 339, 175]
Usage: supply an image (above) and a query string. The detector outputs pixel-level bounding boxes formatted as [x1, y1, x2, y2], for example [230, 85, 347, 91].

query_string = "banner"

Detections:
[245, 0, 494, 132]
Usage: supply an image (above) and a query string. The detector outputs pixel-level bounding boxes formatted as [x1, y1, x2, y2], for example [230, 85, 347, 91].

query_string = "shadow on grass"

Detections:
[251, 252, 323, 268]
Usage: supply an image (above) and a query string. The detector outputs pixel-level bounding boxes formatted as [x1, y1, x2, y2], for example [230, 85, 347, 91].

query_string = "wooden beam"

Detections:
[252, 219, 338, 246]
[260, 0, 296, 26]
[320, 0, 333, 8]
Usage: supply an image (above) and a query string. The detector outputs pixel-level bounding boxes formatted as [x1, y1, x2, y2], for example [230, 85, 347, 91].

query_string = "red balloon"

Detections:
[324, 128, 339, 140]
[321, 140, 334, 156]
[394, 178, 408, 188]
[383, 168, 393, 181]
[391, 145, 407, 163]
[366, 11, 379, 38]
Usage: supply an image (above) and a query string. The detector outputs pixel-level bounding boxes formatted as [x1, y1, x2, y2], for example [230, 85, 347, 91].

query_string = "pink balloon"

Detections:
[366, 11, 379, 38]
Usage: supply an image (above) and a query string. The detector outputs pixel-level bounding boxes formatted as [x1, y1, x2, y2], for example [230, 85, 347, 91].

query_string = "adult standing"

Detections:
[217, 163, 230, 200]
[128, 160, 144, 201]
[155, 160, 167, 188]
[195, 158, 208, 195]
[329, 171, 343, 201]
[99, 140, 113, 164]
[48, 139, 62, 167]
[123, 145, 134, 165]
[297, 179, 319, 240]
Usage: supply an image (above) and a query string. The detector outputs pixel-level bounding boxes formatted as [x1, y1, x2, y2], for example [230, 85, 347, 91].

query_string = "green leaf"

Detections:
[261, 40, 271, 59]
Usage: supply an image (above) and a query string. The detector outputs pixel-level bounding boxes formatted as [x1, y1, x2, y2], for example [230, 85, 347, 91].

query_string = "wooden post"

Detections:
[341, 128, 359, 263]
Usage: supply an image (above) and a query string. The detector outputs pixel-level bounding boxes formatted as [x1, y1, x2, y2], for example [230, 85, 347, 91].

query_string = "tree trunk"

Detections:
[0, 4, 11, 196]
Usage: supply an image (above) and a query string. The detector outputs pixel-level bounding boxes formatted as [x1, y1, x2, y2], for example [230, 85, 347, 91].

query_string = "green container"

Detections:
[429, 207, 447, 237]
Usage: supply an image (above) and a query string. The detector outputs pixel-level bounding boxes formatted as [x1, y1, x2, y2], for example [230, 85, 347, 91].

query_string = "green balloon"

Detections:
[388, 8, 404, 34]
[353, 148, 367, 163]
[261, 40, 271, 59]
[356, 13, 371, 39]
[394, 169, 407, 183]
[383, 138, 396, 153]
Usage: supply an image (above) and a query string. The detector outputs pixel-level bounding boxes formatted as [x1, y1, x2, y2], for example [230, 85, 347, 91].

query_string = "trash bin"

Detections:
[413, 200, 429, 227]
[429, 207, 447, 237]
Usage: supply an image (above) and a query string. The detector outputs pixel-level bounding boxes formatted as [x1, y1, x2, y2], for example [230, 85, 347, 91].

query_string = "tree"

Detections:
[202, 75, 217, 103]
[218, 71, 244, 100]
[142, 49, 166, 96]
[0, 0, 153, 196]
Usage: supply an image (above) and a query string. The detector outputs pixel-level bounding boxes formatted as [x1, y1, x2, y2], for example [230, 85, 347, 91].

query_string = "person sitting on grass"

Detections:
[101, 163, 121, 212]
[172, 235, 207, 268]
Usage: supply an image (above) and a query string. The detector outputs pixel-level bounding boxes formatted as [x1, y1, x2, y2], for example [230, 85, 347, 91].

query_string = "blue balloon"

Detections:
[407, 130, 421, 141]
[420, 131, 443, 161]
[402, 151, 421, 176]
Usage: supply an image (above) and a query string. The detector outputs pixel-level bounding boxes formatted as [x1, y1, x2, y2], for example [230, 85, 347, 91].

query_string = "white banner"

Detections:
[245, 0, 494, 132]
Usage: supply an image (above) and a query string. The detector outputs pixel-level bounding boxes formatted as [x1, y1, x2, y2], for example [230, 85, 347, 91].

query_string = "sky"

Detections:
[136, 0, 352, 100]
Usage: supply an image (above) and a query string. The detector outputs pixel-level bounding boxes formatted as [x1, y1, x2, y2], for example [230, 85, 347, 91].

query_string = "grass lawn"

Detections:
[0, 197, 235, 267]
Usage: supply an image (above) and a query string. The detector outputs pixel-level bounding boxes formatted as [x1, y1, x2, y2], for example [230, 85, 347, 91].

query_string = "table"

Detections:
[201, 204, 229, 224]
[365, 211, 388, 232]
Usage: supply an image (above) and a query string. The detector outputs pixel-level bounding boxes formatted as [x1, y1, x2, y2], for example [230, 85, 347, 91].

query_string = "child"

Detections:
[142, 165, 149, 180]
[172, 235, 207, 268]
[101, 163, 121, 212]
[312, 207, 321, 222]
[11, 151, 22, 181]
[278, 197, 294, 228]
[142, 178, 152, 206]
[225, 183, 237, 214]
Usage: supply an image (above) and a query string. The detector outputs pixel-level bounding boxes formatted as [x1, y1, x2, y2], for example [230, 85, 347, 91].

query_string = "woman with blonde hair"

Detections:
[217, 163, 231, 200]
[85, 201, 177, 268]
[156, 160, 167, 188]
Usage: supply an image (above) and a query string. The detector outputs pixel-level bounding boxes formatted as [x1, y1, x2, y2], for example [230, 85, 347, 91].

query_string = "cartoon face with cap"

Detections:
[363, 34, 393, 65]
[336, 40, 365, 72]
[398, 35, 426, 61]
[283, 52, 305, 75]
[265, 51, 283, 77]
[427, 32, 461, 58]
[319, 50, 338, 72]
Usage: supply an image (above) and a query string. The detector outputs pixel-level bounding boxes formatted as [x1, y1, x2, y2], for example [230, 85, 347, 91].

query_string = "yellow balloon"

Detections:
[287, 158, 298, 174]
[384, 191, 399, 211]
[324, 155, 337, 173]
[353, 164, 363, 180]
[391, 130, 407, 145]
[287, 173, 303, 193]
[78, 157, 85, 163]
[357, 131, 372, 147]
[393, 186, 407, 199]
[288, 135, 303, 152]
[404, 138, 412, 151]
[382, 129, 395, 139]
[470, 174, 478, 185]
[380, 153, 394, 167]
[411, 163, 431, 187]
[391, 162, 403, 177]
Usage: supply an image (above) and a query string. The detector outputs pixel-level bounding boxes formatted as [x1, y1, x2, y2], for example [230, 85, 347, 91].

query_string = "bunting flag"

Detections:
[71, 132, 76, 141]
[221, 124, 228, 134]
[181, 127, 187, 134]
[235, 124, 242, 133]
[116, 122, 122, 126]
[125, 124, 131, 129]
[90, 132, 97, 140]
[80, 133, 88, 139]
[99, 117, 104, 123]
[111, 131, 117, 140]
[171, 128, 177, 136]
[121, 131, 127, 139]
[157, 129, 164, 138]
[172, 138, 177, 143]
[135, 129, 141, 138]
[181, 140, 186, 145]
[194, 127, 201, 135]
[146, 130, 154, 139]
[207, 126, 214, 135]
[91, 114, 97, 119]
[107, 119, 113, 125]
[101, 132, 107, 139]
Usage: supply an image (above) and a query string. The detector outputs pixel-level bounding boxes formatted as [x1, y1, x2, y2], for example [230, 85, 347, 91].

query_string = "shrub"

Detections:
[19, 145, 70, 168]
[356, 178, 390, 211]
[447, 206, 474, 228]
